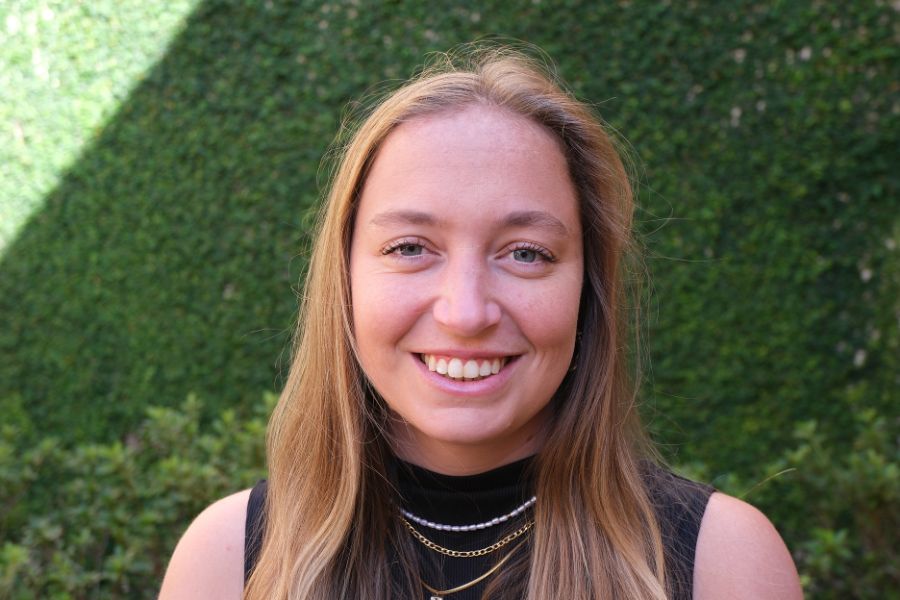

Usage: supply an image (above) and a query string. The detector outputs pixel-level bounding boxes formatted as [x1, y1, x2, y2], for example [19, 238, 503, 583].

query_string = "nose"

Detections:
[432, 256, 502, 337]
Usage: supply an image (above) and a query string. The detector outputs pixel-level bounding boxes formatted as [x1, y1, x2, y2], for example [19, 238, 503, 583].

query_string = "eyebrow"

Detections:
[502, 210, 570, 237]
[369, 209, 437, 228]
[369, 209, 570, 236]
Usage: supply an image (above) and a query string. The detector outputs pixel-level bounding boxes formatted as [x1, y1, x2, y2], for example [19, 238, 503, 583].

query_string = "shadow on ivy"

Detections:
[0, 1, 392, 442]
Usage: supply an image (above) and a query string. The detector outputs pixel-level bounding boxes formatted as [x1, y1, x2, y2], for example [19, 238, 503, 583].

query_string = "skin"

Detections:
[159, 105, 803, 600]
[349, 104, 583, 476]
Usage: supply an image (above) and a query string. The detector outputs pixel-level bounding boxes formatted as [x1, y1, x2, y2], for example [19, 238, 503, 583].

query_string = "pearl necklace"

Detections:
[400, 495, 536, 532]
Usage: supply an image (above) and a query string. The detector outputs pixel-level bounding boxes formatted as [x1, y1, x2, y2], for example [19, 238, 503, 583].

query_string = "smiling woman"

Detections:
[158, 45, 802, 600]
[349, 104, 583, 475]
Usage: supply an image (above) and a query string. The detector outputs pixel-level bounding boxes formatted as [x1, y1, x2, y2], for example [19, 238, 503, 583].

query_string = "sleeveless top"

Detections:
[244, 457, 713, 599]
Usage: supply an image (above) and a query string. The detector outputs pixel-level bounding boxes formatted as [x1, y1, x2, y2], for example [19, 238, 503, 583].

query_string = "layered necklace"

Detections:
[401, 496, 537, 599]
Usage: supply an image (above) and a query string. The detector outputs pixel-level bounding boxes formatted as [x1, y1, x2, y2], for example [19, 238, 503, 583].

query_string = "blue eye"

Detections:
[397, 243, 424, 257]
[512, 248, 539, 263]
[510, 243, 554, 264]
[382, 238, 428, 258]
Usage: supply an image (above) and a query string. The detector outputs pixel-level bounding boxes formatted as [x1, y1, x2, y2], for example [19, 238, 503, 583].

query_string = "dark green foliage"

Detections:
[2, 396, 893, 598]
[0, 394, 269, 599]
[688, 405, 899, 599]
[777, 411, 899, 597]
[2, 0, 896, 463]
[617, 2, 899, 473]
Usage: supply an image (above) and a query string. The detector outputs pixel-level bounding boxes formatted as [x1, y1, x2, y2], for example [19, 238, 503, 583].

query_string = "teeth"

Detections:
[463, 360, 479, 378]
[447, 358, 463, 378]
[479, 361, 492, 377]
[421, 354, 509, 381]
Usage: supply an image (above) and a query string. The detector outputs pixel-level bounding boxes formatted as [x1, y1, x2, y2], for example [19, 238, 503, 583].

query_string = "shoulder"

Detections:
[158, 488, 252, 600]
[694, 492, 803, 600]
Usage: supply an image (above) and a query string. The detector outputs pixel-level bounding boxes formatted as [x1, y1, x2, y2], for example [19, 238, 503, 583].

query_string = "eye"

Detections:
[396, 243, 424, 257]
[382, 238, 428, 258]
[509, 243, 555, 264]
[512, 248, 539, 263]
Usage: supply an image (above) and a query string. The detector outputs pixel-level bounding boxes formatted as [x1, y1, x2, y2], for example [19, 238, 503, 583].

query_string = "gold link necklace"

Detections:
[420, 540, 526, 600]
[401, 517, 534, 558]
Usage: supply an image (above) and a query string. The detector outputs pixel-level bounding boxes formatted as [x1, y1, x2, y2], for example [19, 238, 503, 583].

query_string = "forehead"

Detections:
[356, 104, 579, 227]
[385, 103, 566, 157]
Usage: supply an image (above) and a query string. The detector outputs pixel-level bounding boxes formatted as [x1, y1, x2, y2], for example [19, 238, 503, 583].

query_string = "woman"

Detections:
[160, 47, 802, 599]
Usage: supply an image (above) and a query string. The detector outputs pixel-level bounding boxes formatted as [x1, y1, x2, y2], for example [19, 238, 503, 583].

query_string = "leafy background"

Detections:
[1, 1, 897, 598]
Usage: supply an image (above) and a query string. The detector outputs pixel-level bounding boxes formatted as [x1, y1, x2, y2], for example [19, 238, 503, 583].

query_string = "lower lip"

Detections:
[412, 354, 518, 397]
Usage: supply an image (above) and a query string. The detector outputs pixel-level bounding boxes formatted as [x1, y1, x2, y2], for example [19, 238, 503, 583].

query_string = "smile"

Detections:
[419, 353, 510, 381]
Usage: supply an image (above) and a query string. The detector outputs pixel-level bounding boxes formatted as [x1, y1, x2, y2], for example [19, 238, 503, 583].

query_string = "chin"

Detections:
[427, 427, 506, 446]
[412, 409, 523, 446]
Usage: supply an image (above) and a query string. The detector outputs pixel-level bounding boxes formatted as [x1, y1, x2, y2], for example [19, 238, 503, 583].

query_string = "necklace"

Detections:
[420, 540, 525, 599]
[402, 517, 533, 558]
[401, 495, 537, 532]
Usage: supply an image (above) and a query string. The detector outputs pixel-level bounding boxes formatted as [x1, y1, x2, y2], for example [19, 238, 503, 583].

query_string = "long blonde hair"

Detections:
[245, 45, 667, 600]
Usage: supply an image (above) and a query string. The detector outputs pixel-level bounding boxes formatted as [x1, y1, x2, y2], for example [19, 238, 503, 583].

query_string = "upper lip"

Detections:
[415, 350, 521, 360]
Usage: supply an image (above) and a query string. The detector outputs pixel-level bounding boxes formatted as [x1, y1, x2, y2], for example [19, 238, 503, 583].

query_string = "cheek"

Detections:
[529, 308, 579, 364]
[512, 276, 582, 351]
[350, 267, 422, 366]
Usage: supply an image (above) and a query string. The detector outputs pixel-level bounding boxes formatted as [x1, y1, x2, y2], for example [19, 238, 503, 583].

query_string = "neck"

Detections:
[390, 427, 545, 476]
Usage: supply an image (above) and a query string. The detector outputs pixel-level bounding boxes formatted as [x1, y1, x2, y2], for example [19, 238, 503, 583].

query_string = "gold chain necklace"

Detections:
[420, 541, 525, 599]
[401, 517, 534, 558]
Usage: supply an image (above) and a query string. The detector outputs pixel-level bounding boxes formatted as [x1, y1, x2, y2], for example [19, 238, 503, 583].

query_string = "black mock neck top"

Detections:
[394, 456, 537, 600]
[244, 456, 713, 599]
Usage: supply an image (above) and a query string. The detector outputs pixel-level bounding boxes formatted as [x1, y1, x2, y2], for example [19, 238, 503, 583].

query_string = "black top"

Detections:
[244, 457, 713, 599]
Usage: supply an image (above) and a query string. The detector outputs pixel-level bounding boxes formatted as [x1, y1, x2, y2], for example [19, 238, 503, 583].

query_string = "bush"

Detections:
[4, 394, 896, 598]
[685, 407, 899, 599]
[761, 409, 899, 598]
[0, 394, 269, 599]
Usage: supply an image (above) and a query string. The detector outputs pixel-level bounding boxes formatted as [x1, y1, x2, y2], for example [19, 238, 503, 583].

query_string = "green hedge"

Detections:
[1, 1, 897, 595]
[685, 398, 899, 597]
[0, 0, 201, 250]
[0, 395, 269, 599]
[1, 395, 895, 598]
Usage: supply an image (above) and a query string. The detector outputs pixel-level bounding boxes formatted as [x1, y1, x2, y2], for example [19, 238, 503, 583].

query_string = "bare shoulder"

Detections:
[694, 492, 803, 600]
[158, 489, 251, 600]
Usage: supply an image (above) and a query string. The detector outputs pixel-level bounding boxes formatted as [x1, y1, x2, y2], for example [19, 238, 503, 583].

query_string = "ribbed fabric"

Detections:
[243, 480, 267, 587]
[244, 456, 713, 599]
[394, 456, 536, 600]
